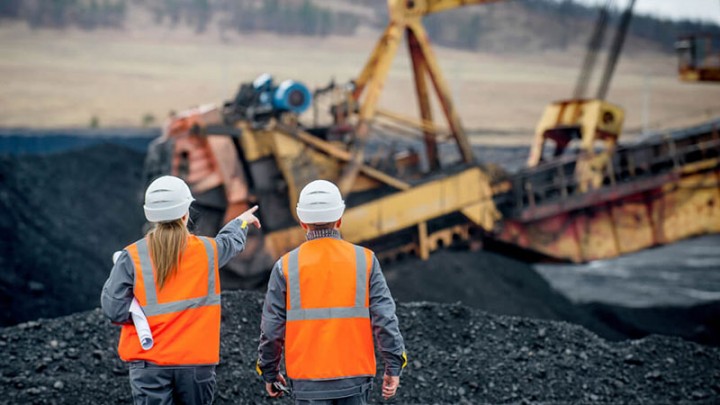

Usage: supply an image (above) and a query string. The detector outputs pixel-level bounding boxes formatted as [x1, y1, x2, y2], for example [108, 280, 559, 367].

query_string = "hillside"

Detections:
[0, 1, 720, 131]
[3, 0, 719, 53]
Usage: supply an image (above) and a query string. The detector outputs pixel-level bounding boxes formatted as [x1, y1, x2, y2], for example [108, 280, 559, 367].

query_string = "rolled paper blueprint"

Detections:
[113, 251, 154, 350]
[112, 251, 122, 265]
[129, 298, 154, 350]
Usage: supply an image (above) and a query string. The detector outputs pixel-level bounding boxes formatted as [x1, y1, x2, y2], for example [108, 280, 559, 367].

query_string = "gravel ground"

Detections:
[0, 290, 718, 404]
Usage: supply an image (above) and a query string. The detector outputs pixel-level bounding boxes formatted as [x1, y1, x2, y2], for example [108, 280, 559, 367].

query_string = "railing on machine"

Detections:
[507, 126, 720, 217]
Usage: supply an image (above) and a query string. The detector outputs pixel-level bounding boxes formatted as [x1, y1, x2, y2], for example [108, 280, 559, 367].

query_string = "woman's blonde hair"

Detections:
[148, 218, 189, 290]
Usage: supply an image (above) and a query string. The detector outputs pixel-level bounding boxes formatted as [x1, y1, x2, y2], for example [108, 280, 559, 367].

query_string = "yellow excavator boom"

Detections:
[339, 0, 505, 193]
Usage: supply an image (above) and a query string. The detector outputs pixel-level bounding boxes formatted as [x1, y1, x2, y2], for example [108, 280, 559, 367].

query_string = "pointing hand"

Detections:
[238, 205, 261, 229]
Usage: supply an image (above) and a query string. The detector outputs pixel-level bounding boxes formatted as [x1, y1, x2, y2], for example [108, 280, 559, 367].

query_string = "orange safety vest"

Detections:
[118, 235, 221, 366]
[283, 238, 376, 380]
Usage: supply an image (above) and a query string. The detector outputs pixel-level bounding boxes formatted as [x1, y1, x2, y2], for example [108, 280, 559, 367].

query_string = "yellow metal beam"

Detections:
[406, 20, 475, 164]
[408, 26, 439, 170]
[353, 24, 399, 101]
[271, 126, 411, 192]
[264, 166, 500, 258]
[342, 166, 498, 242]
[340, 23, 404, 195]
[375, 109, 446, 138]
[357, 24, 404, 122]
[343, 0, 505, 193]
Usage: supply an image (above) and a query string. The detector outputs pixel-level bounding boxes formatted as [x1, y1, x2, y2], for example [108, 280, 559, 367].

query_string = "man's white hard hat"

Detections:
[296, 180, 345, 224]
[143, 176, 195, 223]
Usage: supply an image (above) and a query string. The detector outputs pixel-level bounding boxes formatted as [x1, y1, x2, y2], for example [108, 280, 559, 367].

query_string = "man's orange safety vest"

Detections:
[282, 238, 376, 380]
[118, 235, 221, 366]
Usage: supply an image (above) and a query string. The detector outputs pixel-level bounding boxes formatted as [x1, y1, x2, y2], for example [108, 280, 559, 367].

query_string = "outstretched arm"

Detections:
[214, 205, 261, 268]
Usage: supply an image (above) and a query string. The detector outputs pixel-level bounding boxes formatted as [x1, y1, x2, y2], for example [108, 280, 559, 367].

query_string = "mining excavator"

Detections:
[143, 0, 720, 288]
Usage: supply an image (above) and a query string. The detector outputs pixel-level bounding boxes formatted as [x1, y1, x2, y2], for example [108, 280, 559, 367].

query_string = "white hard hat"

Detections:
[296, 180, 345, 224]
[143, 176, 195, 223]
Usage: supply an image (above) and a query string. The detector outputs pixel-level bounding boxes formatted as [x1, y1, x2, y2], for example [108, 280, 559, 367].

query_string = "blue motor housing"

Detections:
[225, 74, 313, 124]
[272, 80, 312, 114]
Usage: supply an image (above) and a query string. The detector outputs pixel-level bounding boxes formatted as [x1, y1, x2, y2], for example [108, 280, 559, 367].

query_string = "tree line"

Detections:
[0, 0, 126, 30]
[1, 0, 717, 52]
[0, 0, 360, 37]
[368, 0, 720, 53]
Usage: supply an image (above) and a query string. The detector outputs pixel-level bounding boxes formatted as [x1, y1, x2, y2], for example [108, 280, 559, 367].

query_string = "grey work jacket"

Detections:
[257, 230, 407, 400]
[100, 218, 249, 325]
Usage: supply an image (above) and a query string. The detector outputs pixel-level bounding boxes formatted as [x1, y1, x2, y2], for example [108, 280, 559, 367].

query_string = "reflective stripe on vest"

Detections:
[286, 245, 369, 321]
[133, 236, 220, 316]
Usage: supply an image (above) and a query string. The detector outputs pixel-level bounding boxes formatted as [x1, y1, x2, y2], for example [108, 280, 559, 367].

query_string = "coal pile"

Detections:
[384, 250, 720, 346]
[0, 144, 146, 326]
[384, 250, 620, 336]
[579, 300, 720, 347]
[0, 290, 718, 404]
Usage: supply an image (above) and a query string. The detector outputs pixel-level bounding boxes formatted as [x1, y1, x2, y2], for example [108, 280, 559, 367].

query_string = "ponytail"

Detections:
[148, 218, 189, 290]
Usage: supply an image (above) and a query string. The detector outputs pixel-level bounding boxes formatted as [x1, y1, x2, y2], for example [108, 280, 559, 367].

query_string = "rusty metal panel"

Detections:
[657, 169, 720, 243]
[609, 198, 655, 254]
[568, 207, 619, 261]
[498, 165, 720, 262]
[525, 215, 583, 262]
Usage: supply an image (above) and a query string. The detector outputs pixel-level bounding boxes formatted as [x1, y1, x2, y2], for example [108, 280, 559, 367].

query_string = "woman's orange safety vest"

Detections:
[283, 238, 376, 380]
[118, 235, 221, 366]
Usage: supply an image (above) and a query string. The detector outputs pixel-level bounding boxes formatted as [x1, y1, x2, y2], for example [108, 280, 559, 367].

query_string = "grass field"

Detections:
[1, 20, 720, 145]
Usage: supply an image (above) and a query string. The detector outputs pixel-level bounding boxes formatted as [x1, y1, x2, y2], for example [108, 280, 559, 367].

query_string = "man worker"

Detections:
[257, 179, 407, 404]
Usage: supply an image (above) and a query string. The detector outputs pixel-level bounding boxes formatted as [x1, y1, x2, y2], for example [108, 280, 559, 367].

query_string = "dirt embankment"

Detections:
[1, 290, 718, 404]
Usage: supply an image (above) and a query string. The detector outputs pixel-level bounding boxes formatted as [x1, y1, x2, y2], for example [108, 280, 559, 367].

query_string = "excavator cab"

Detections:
[676, 34, 720, 83]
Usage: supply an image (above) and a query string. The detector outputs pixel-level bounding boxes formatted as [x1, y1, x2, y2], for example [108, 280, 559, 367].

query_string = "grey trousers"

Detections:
[295, 391, 370, 405]
[128, 361, 216, 405]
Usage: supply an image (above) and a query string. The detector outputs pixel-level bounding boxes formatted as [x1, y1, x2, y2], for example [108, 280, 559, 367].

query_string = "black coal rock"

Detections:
[0, 291, 717, 404]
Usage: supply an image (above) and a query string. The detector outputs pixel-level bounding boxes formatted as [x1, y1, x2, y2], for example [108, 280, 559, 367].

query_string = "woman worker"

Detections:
[101, 175, 261, 404]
